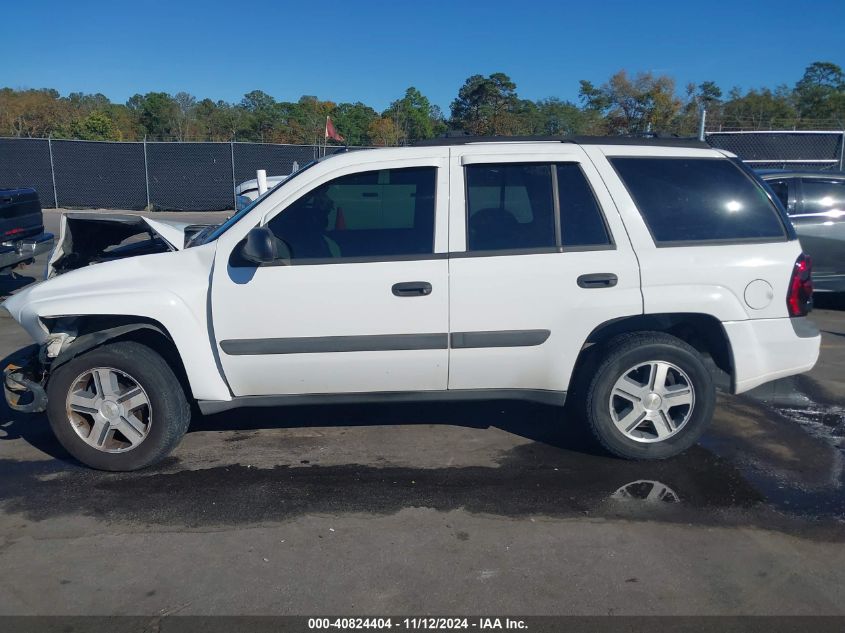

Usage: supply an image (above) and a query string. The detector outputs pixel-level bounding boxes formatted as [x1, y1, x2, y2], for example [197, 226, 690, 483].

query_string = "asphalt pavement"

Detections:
[0, 209, 842, 616]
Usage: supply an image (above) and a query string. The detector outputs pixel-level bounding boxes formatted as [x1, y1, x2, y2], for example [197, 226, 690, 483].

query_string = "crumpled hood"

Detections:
[138, 217, 192, 248]
[46, 213, 202, 278]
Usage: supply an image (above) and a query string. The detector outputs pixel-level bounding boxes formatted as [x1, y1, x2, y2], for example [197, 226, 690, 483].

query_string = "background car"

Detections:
[0, 188, 54, 273]
[235, 173, 293, 211]
[759, 170, 845, 293]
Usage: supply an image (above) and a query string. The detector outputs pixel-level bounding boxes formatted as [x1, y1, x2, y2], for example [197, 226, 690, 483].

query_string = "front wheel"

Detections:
[46, 341, 191, 471]
[583, 332, 715, 460]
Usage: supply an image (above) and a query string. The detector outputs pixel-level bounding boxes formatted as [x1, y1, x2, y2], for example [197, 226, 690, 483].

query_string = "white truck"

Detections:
[235, 172, 291, 211]
[2, 136, 820, 470]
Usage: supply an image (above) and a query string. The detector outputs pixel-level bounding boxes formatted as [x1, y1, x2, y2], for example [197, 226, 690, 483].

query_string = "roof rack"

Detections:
[413, 134, 711, 149]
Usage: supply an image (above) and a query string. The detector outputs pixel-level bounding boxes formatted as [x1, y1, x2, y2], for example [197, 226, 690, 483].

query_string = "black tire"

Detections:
[46, 341, 191, 471]
[582, 332, 715, 460]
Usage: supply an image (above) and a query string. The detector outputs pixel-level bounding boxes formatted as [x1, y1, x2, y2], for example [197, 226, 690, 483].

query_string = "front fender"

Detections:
[3, 245, 232, 402]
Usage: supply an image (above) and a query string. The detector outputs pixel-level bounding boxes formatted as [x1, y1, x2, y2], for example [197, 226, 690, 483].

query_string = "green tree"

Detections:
[127, 92, 179, 139]
[0, 88, 63, 137]
[794, 61, 845, 123]
[332, 102, 378, 145]
[240, 90, 278, 141]
[384, 87, 440, 143]
[74, 111, 121, 141]
[173, 92, 197, 141]
[535, 98, 586, 135]
[285, 96, 336, 145]
[697, 81, 723, 107]
[721, 86, 797, 129]
[579, 70, 681, 135]
[367, 116, 402, 146]
[450, 73, 519, 135]
[674, 81, 723, 135]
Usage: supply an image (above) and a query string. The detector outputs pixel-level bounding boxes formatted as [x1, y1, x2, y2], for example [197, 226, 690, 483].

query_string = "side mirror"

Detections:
[239, 227, 279, 265]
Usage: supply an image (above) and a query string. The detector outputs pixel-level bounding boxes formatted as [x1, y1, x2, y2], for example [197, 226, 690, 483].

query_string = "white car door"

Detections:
[446, 143, 642, 395]
[210, 149, 450, 396]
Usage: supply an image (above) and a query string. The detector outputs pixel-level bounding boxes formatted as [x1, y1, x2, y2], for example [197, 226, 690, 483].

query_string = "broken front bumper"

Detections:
[3, 344, 47, 413]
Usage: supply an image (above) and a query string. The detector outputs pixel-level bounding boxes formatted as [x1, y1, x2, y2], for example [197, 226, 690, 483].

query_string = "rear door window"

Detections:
[556, 163, 612, 248]
[465, 164, 556, 251]
[610, 157, 787, 244]
[801, 179, 845, 216]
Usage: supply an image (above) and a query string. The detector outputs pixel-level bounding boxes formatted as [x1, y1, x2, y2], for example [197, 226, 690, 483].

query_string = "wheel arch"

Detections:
[574, 313, 735, 391]
[49, 316, 195, 400]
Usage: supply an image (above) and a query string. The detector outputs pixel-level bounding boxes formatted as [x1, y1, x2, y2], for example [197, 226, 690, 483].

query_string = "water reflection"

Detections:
[611, 480, 681, 504]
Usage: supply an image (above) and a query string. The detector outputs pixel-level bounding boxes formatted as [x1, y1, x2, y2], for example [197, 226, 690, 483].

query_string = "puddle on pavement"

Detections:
[0, 377, 843, 539]
[747, 374, 845, 448]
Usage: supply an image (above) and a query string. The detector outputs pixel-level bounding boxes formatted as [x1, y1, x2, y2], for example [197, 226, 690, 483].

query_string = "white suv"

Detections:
[3, 136, 821, 470]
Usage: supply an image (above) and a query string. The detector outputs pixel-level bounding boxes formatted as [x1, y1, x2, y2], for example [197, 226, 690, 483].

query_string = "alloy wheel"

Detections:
[608, 360, 695, 443]
[65, 367, 152, 453]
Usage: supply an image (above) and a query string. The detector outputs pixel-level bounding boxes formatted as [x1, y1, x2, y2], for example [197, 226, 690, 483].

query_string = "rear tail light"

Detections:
[786, 253, 813, 317]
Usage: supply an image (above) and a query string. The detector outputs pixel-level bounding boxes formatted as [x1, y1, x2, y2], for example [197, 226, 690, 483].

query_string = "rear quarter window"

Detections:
[610, 157, 787, 244]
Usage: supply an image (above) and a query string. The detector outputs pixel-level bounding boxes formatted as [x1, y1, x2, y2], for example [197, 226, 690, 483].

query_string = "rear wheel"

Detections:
[583, 332, 715, 460]
[46, 341, 191, 471]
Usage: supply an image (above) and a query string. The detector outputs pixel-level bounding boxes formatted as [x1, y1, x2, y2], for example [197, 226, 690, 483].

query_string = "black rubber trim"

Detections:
[220, 333, 449, 355]
[654, 237, 790, 248]
[790, 316, 820, 339]
[231, 252, 448, 268]
[52, 323, 171, 370]
[198, 388, 567, 415]
[450, 329, 550, 349]
[449, 247, 560, 258]
[221, 329, 552, 355]
[414, 135, 709, 148]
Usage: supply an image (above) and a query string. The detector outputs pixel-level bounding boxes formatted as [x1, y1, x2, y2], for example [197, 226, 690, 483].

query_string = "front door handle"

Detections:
[392, 281, 432, 297]
[577, 273, 618, 289]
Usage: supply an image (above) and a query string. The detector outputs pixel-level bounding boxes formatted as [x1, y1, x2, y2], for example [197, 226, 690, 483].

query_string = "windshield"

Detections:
[199, 160, 320, 244]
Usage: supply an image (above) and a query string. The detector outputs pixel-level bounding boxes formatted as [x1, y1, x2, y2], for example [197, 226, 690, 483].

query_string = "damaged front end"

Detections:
[47, 213, 213, 277]
[3, 344, 48, 413]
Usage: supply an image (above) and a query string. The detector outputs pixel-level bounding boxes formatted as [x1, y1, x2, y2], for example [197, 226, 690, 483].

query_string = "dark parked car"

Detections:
[759, 170, 845, 293]
[0, 188, 55, 273]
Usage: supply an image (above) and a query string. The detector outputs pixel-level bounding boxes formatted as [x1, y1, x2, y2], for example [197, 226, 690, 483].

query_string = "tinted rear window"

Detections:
[556, 163, 611, 247]
[801, 179, 845, 215]
[610, 158, 786, 244]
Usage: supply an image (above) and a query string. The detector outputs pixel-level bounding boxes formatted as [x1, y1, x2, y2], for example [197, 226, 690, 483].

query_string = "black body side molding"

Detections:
[198, 388, 567, 415]
[220, 329, 551, 356]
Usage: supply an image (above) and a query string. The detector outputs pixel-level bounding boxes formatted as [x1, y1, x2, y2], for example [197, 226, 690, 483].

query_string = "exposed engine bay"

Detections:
[48, 213, 212, 277]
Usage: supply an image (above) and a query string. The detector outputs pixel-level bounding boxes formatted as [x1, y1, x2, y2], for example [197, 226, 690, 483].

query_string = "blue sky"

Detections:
[4, 0, 844, 111]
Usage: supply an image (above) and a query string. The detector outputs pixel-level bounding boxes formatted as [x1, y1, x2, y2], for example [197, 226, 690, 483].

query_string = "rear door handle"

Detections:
[392, 281, 432, 297]
[577, 273, 618, 288]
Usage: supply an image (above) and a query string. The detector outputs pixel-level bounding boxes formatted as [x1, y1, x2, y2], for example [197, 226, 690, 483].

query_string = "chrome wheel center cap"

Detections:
[99, 400, 120, 420]
[643, 392, 663, 412]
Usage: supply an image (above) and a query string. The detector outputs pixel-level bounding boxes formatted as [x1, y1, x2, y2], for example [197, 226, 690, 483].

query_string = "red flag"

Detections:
[325, 116, 344, 142]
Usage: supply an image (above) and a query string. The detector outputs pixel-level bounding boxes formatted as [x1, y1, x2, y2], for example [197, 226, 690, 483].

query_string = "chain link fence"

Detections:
[4, 133, 843, 211]
[0, 138, 345, 211]
[705, 130, 845, 171]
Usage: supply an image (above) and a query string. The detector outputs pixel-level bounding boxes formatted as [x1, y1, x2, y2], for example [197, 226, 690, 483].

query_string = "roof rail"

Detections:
[413, 134, 710, 149]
